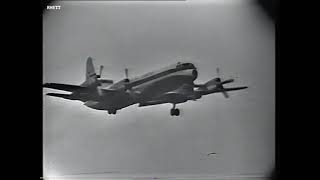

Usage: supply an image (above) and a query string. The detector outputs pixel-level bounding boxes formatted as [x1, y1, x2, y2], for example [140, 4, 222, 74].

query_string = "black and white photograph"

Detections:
[42, 0, 275, 179]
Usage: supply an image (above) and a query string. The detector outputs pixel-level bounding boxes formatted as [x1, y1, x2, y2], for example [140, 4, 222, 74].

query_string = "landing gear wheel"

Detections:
[170, 108, 180, 116]
[170, 109, 175, 116]
[170, 104, 180, 116]
[174, 109, 180, 116]
[108, 110, 117, 115]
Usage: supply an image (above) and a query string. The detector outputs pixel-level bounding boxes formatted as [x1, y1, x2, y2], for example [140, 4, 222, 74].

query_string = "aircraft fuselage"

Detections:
[83, 62, 197, 111]
[43, 58, 248, 116]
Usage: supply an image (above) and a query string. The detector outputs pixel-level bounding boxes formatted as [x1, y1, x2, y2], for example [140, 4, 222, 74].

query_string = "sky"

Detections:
[43, 0, 274, 178]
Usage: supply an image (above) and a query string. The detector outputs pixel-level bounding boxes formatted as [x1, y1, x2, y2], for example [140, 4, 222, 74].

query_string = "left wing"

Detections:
[43, 83, 85, 92]
[46, 93, 73, 100]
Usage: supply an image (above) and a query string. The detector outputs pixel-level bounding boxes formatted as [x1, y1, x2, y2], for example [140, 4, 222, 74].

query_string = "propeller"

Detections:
[215, 68, 222, 82]
[215, 67, 235, 83]
[95, 65, 104, 78]
[221, 91, 229, 98]
[195, 68, 243, 98]
[122, 68, 141, 100]
[98, 65, 104, 78]
[215, 67, 230, 98]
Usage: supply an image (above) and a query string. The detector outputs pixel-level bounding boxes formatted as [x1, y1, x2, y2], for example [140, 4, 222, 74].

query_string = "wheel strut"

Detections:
[170, 104, 180, 116]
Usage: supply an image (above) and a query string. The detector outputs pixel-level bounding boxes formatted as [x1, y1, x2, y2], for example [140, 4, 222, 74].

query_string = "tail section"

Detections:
[86, 57, 97, 81]
[82, 57, 98, 87]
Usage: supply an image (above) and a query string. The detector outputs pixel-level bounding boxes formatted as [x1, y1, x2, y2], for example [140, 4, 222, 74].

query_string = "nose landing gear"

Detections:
[170, 104, 180, 116]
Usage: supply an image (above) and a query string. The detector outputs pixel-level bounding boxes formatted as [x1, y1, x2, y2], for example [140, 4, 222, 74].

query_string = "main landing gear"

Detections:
[170, 104, 180, 116]
[108, 109, 117, 115]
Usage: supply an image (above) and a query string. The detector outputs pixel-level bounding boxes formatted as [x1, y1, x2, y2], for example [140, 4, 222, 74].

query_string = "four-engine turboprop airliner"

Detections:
[43, 57, 248, 116]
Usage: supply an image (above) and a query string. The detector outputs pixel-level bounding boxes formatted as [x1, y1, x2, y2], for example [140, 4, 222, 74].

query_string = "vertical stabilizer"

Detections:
[86, 57, 96, 80]
[82, 57, 97, 86]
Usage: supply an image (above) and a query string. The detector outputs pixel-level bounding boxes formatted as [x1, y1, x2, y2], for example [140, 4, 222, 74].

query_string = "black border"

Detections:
[36, 0, 279, 179]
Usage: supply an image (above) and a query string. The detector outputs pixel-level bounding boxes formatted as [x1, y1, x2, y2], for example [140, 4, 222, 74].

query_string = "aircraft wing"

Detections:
[199, 86, 248, 96]
[139, 99, 170, 107]
[43, 83, 86, 92]
[46, 93, 74, 100]
[139, 84, 193, 107]
[98, 87, 121, 96]
[139, 93, 189, 107]
[217, 87, 248, 92]
[139, 86, 248, 107]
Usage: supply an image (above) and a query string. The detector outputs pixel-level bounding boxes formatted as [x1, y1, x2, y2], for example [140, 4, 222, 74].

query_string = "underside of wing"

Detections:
[139, 84, 193, 107]
[98, 87, 123, 96]
[138, 99, 169, 107]
[43, 83, 85, 92]
[138, 93, 189, 107]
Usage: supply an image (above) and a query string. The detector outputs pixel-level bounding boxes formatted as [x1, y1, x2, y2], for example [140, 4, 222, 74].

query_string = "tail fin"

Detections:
[81, 57, 98, 87]
[86, 57, 96, 81]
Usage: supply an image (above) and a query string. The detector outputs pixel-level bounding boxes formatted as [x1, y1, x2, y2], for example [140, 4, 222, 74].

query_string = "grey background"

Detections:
[43, 0, 274, 177]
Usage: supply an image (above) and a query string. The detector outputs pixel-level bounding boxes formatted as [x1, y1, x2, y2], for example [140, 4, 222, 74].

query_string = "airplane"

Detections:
[43, 57, 248, 116]
[200, 152, 217, 160]
[206, 152, 217, 156]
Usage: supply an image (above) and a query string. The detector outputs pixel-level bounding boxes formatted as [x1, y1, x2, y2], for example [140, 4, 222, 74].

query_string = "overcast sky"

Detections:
[43, 0, 274, 178]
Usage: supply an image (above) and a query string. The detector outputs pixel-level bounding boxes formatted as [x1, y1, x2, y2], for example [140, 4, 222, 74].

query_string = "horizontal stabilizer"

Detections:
[43, 83, 85, 92]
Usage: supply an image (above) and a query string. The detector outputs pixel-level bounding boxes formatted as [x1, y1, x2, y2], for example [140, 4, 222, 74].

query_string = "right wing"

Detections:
[43, 83, 85, 92]
[139, 84, 193, 107]
[199, 86, 248, 96]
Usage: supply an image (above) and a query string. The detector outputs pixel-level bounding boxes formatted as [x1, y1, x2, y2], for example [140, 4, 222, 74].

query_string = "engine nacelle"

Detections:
[84, 101, 109, 110]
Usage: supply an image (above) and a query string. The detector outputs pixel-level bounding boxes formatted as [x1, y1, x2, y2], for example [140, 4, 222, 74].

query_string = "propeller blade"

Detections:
[222, 91, 229, 98]
[99, 65, 104, 77]
[125, 68, 129, 79]
[219, 84, 229, 98]
[216, 67, 222, 82]
[221, 79, 234, 85]
[124, 68, 130, 83]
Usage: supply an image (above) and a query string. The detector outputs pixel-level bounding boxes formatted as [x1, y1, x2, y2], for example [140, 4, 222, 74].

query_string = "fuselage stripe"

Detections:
[127, 66, 195, 88]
